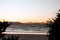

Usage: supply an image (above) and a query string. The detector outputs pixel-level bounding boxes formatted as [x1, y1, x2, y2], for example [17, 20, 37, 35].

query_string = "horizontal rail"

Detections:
[2, 32, 49, 35]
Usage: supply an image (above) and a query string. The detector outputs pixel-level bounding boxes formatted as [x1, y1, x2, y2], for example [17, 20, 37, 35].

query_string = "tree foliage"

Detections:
[48, 9, 60, 40]
[0, 21, 11, 38]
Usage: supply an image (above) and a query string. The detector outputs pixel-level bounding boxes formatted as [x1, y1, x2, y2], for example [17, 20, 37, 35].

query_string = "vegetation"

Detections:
[2, 35, 19, 40]
[48, 9, 60, 40]
[0, 21, 11, 38]
[0, 21, 19, 40]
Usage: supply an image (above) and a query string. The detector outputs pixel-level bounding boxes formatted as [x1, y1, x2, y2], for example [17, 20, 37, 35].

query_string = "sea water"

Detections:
[5, 24, 50, 33]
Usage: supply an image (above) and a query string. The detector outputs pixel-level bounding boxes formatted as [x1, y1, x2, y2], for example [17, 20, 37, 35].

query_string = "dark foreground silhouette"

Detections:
[0, 21, 11, 38]
[3, 34, 48, 40]
[2, 35, 19, 40]
[0, 21, 19, 40]
[48, 9, 60, 40]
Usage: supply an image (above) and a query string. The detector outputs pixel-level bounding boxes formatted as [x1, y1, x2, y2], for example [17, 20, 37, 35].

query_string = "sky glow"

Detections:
[0, 0, 60, 23]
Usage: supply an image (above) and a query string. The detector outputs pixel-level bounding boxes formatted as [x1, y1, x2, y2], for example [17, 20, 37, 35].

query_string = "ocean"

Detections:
[5, 23, 50, 33]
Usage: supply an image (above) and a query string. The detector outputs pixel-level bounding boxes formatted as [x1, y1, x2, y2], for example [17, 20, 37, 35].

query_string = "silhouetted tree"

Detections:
[0, 21, 11, 38]
[48, 9, 60, 40]
[2, 35, 19, 40]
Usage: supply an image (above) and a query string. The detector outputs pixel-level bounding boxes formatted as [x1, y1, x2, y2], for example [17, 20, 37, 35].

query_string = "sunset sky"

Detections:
[0, 0, 60, 23]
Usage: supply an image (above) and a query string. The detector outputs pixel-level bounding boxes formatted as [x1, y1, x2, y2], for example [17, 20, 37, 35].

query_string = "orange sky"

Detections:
[0, 0, 60, 23]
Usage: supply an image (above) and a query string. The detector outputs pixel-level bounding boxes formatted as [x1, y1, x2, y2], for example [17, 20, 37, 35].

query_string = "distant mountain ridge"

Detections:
[8, 22, 47, 25]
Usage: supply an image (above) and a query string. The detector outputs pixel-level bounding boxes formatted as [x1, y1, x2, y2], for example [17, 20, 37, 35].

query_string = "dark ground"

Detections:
[3, 34, 48, 40]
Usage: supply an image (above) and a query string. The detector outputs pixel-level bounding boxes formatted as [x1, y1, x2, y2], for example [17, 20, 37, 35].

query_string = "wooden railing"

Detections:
[2, 32, 49, 35]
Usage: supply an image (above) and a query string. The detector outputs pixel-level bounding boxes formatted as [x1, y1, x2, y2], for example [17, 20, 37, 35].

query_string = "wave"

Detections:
[6, 27, 49, 33]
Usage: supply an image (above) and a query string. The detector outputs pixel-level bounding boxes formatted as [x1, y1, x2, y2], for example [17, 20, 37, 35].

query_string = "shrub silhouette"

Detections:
[48, 9, 60, 40]
[2, 35, 19, 40]
[0, 21, 11, 38]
